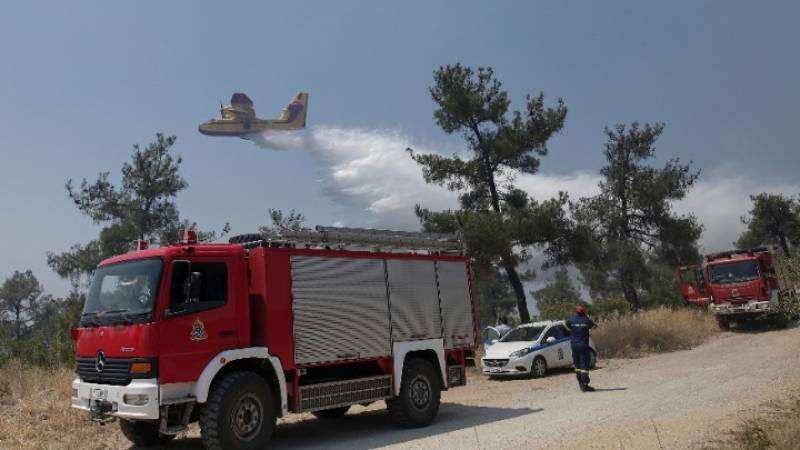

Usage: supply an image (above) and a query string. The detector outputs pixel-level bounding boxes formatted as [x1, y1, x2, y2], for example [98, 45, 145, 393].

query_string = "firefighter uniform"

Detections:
[565, 308, 596, 392]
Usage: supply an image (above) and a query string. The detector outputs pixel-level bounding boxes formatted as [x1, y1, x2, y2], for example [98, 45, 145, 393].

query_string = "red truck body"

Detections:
[677, 246, 795, 328]
[71, 233, 477, 448]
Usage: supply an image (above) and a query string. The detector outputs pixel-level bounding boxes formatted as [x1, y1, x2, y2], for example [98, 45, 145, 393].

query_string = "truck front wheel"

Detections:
[387, 358, 441, 428]
[200, 371, 276, 450]
[716, 316, 730, 331]
[119, 419, 174, 446]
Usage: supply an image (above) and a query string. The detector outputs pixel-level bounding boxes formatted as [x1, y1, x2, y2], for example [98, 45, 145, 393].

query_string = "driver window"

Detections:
[543, 327, 560, 341]
[169, 262, 228, 311]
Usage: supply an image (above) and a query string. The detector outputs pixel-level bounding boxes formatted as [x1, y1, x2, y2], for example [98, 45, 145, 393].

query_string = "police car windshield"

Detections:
[82, 258, 163, 327]
[500, 326, 545, 342]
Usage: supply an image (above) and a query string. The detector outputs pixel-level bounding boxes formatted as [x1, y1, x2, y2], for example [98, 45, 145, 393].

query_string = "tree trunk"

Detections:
[619, 267, 640, 311]
[778, 232, 791, 257]
[501, 255, 530, 323]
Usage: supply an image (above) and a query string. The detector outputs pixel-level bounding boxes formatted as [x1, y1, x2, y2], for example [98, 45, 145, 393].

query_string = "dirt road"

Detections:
[110, 324, 800, 450]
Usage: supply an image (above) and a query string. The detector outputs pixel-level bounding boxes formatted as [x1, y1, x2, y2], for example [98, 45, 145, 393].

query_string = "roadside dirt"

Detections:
[86, 324, 800, 449]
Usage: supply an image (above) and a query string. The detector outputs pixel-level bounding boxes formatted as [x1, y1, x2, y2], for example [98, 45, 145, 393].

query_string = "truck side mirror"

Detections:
[170, 260, 191, 309]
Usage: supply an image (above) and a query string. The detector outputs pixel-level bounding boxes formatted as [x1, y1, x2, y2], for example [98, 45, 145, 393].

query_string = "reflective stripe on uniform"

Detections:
[574, 368, 591, 373]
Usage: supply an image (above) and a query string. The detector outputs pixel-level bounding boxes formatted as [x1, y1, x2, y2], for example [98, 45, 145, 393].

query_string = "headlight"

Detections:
[510, 347, 533, 359]
[123, 394, 149, 406]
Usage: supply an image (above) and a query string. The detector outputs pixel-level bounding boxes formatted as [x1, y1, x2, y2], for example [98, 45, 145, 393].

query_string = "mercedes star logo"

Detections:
[95, 351, 106, 373]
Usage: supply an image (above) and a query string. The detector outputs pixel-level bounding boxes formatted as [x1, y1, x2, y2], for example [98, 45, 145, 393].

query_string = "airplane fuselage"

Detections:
[198, 119, 303, 137]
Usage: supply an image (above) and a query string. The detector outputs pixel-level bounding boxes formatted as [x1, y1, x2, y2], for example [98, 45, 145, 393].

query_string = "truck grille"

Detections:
[75, 357, 133, 386]
[483, 359, 509, 368]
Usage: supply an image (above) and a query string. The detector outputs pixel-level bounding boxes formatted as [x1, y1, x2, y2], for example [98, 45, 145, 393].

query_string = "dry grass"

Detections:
[0, 361, 125, 450]
[705, 397, 800, 450]
[592, 307, 720, 359]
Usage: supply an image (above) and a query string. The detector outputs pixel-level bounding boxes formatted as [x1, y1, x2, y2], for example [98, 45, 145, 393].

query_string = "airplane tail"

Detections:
[280, 91, 308, 128]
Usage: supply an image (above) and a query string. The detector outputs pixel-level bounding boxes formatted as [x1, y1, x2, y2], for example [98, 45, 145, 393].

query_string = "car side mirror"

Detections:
[546, 336, 556, 344]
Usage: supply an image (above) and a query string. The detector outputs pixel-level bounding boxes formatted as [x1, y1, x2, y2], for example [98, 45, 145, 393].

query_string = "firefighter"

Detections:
[565, 304, 596, 392]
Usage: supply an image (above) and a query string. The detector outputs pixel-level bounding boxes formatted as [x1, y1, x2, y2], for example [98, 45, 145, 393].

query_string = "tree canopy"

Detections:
[572, 122, 701, 309]
[532, 267, 584, 321]
[47, 133, 226, 288]
[0, 270, 43, 340]
[410, 64, 569, 322]
[737, 193, 800, 256]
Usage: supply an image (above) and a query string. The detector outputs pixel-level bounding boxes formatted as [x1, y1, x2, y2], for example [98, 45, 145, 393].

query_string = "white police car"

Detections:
[481, 320, 597, 378]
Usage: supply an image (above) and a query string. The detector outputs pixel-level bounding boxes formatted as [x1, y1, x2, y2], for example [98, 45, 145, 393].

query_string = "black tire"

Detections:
[530, 356, 547, 378]
[119, 419, 175, 447]
[772, 313, 790, 329]
[716, 317, 730, 331]
[387, 358, 441, 428]
[312, 406, 350, 419]
[200, 371, 276, 450]
[589, 350, 597, 370]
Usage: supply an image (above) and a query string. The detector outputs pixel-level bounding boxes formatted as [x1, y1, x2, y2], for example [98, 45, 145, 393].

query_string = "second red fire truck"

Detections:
[70, 227, 477, 449]
[677, 246, 798, 329]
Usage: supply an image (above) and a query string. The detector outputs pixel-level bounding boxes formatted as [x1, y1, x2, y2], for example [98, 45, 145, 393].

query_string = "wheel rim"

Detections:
[409, 375, 431, 409]
[533, 359, 546, 376]
[230, 393, 263, 442]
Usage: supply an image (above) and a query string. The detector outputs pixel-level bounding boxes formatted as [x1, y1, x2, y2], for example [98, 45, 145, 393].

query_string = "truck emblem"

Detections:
[95, 351, 106, 373]
[190, 318, 208, 341]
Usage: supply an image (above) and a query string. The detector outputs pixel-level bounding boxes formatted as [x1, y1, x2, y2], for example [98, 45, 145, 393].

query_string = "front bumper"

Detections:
[71, 377, 159, 420]
[481, 358, 529, 376]
[711, 300, 773, 315]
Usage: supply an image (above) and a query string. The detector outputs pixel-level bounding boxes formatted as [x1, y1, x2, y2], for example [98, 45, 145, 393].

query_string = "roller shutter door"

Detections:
[437, 261, 474, 348]
[291, 256, 391, 364]
[386, 259, 441, 341]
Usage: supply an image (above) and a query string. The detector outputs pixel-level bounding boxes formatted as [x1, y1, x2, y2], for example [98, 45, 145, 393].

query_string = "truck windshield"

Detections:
[709, 260, 759, 284]
[81, 258, 163, 327]
[500, 326, 545, 342]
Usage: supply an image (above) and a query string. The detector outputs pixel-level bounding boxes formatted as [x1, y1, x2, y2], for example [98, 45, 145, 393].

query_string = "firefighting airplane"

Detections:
[198, 91, 308, 138]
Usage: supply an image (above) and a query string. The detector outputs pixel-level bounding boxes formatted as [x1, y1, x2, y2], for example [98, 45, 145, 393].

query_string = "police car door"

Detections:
[553, 325, 572, 368]
[541, 325, 568, 368]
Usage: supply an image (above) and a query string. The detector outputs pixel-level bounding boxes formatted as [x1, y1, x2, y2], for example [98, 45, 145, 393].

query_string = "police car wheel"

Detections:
[589, 350, 597, 369]
[531, 357, 547, 378]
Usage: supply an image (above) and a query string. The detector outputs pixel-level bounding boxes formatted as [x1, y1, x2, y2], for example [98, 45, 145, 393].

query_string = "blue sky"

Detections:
[1, 1, 799, 297]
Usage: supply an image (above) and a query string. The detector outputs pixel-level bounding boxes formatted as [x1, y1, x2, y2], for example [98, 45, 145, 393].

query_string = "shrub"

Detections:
[592, 307, 719, 358]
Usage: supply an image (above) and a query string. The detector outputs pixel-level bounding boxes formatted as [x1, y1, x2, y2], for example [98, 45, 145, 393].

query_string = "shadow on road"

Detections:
[128, 403, 542, 450]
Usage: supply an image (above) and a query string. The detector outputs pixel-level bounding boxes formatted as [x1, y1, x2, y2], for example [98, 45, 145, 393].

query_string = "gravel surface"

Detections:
[113, 324, 800, 450]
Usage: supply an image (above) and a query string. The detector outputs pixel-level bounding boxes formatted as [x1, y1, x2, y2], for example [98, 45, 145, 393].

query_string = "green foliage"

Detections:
[410, 64, 569, 322]
[47, 133, 226, 288]
[737, 193, 800, 257]
[472, 266, 518, 329]
[572, 122, 702, 309]
[0, 270, 43, 340]
[533, 267, 584, 320]
[0, 269, 81, 366]
[260, 208, 306, 234]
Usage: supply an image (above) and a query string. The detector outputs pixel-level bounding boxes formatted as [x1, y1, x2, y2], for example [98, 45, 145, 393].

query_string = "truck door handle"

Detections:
[218, 330, 235, 338]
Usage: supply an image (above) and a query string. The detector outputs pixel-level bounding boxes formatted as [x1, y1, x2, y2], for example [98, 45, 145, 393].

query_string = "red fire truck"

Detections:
[70, 227, 477, 449]
[677, 246, 797, 329]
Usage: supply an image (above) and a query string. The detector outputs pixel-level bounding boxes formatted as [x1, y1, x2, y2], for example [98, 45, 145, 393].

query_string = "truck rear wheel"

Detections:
[312, 405, 350, 419]
[387, 358, 441, 428]
[200, 371, 276, 450]
[119, 419, 174, 446]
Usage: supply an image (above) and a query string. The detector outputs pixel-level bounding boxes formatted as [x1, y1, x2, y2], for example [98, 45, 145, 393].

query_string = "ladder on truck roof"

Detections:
[229, 226, 463, 253]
